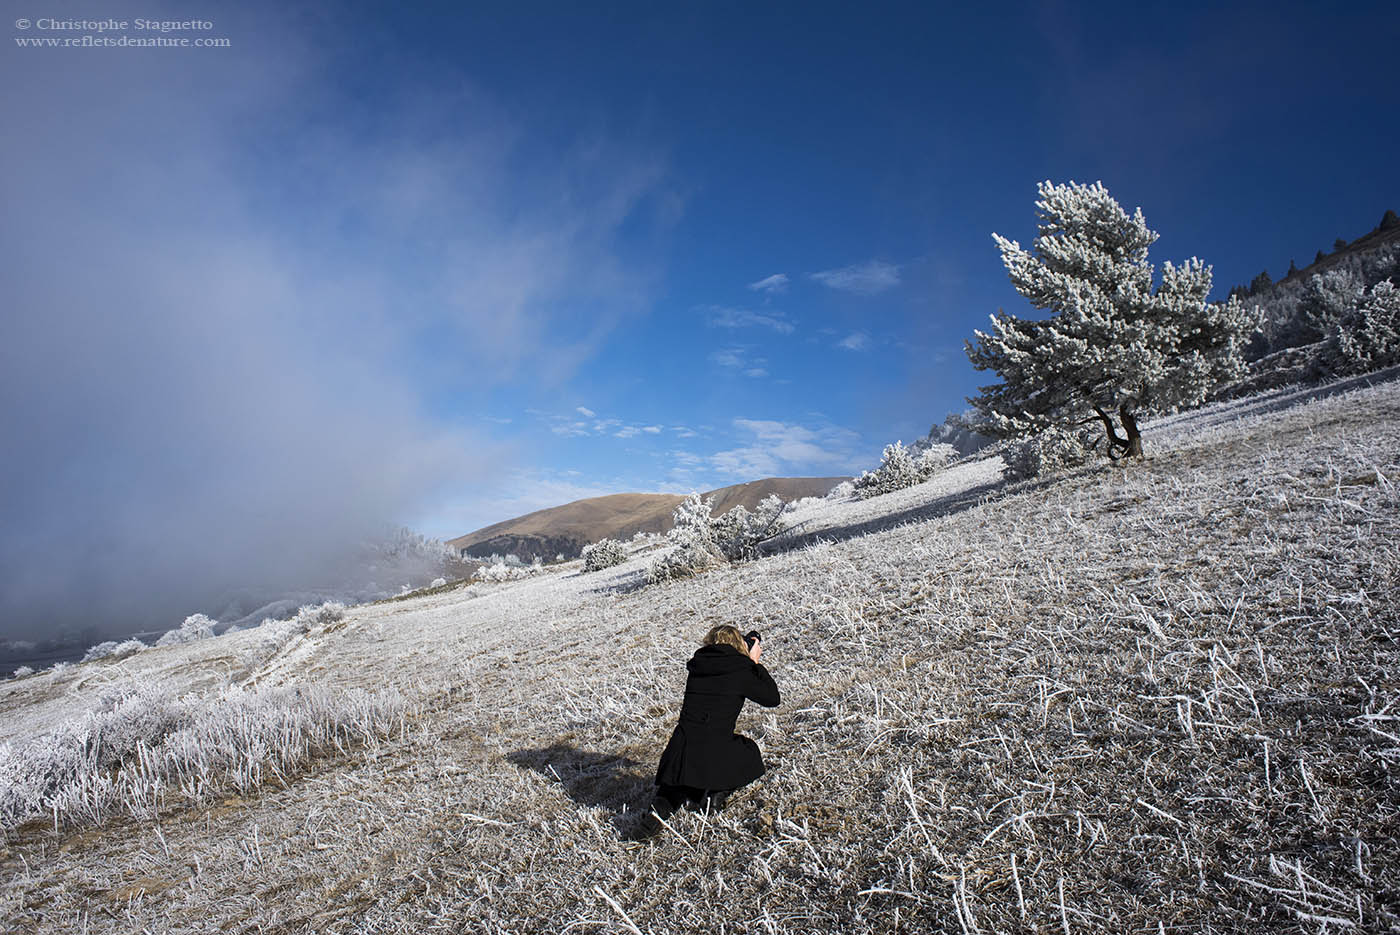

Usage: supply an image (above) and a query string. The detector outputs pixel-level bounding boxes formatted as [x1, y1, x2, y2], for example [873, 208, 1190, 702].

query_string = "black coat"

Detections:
[655, 644, 781, 791]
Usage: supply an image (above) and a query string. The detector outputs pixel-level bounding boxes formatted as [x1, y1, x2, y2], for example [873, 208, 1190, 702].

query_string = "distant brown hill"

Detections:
[448, 476, 848, 562]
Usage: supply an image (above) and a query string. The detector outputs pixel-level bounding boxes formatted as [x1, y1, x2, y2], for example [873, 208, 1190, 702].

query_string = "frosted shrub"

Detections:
[1002, 426, 1096, 480]
[826, 480, 855, 501]
[82, 642, 118, 663]
[582, 538, 628, 572]
[853, 441, 955, 499]
[12, 666, 34, 679]
[787, 495, 826, 510]
[1325, 280, 1400, 374]
[155, 613, 217, 647]
[647, 540, 716, 583]
[649, 494, 722, 584]
[711, 494, 787, 561]
[82, 639, 148, 663]
[293, 601, 347, 629]
[475, 559, 543, 583]
[430, 577, 447, 588]
[114, 638, 148, 657]
[648, 493, 787, 583]
[1299, 268, 1366, 340]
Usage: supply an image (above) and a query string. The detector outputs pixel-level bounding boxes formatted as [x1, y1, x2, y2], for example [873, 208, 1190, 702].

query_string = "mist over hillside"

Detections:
[0, 527, 471, 673]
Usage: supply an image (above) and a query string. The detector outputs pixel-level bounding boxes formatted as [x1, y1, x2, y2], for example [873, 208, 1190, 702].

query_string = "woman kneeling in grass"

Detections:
[653, 624, 780, 816]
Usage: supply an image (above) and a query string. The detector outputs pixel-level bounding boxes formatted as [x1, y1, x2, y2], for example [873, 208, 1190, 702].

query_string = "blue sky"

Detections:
[3, 0, 1397, 636]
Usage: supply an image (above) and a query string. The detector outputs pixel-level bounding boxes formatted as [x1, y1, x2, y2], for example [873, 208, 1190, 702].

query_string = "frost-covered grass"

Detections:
[0, 375, 1397, 933]
[0, 681, 406, 832]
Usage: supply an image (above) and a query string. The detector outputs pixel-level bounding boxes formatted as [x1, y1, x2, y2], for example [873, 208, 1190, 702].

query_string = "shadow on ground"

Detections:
[507, 743, 660, 841]
[765, 475, 1059, 554]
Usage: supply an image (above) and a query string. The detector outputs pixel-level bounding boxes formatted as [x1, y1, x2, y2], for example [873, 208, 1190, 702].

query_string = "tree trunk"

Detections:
[1119, 406, 1144, 459]
[1092, 405, 1131, 458]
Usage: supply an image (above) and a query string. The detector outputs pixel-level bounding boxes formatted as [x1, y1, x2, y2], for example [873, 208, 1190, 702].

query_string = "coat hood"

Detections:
[687, 643, 752, 676]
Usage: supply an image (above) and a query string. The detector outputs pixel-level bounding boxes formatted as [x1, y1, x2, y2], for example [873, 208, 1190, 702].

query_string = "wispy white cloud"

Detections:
[837, 331, 872, 351]
[810, 259, 901, 295]
[551, 421, 591, 437]
[747, 273, 789, 294]
[710, 346, 770, 377]
[538, 408, 666, 442]
[710, 347, 745, 368]
[709, 418, 864, 479]
[703, 305, 795, 335]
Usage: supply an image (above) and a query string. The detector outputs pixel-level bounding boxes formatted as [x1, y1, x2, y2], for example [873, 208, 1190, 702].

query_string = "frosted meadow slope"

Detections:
[1, 375, 1397, 933]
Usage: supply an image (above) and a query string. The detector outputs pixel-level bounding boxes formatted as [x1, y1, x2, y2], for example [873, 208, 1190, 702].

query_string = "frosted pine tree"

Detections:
[1326, 279, 1400, 373]
[966, 180, 1259, 458]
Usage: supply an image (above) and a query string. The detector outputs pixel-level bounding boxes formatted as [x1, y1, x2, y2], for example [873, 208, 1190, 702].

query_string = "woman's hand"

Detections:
[748, 639, 762, 663]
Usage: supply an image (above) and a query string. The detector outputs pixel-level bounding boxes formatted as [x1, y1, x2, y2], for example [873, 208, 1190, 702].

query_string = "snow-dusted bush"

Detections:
[155, 613, 217, 648]
[1001, 425, 1097, 480]
[648, 494, 722, 584]
[82, 639, 148, 663]
[475, 559, 543, 583]
[293, 601, 346, 629]
[1324, 279, 1400, 374]
[12, 666, 34, 679]
[582, 538, 628, 572]
[115, 639, 147, 657]
[853, 441, 955, 499]
[648, 493, 786, 583]
[82, 642, 118, 663]
[826, 479, 855, 501]
[1299, 268, 1366, 341]
[430, 577, 447, 588]
[787, 495, 826, 511]
[710, 494, 787, 562]
[0, 681, 406, 831]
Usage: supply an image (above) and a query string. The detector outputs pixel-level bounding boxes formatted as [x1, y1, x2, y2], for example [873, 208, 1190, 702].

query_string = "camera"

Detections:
[743, 630, 761, 649]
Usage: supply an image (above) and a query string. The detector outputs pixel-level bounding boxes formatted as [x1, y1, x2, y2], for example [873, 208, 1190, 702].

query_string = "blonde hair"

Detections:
[703, 624, 749, 655]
